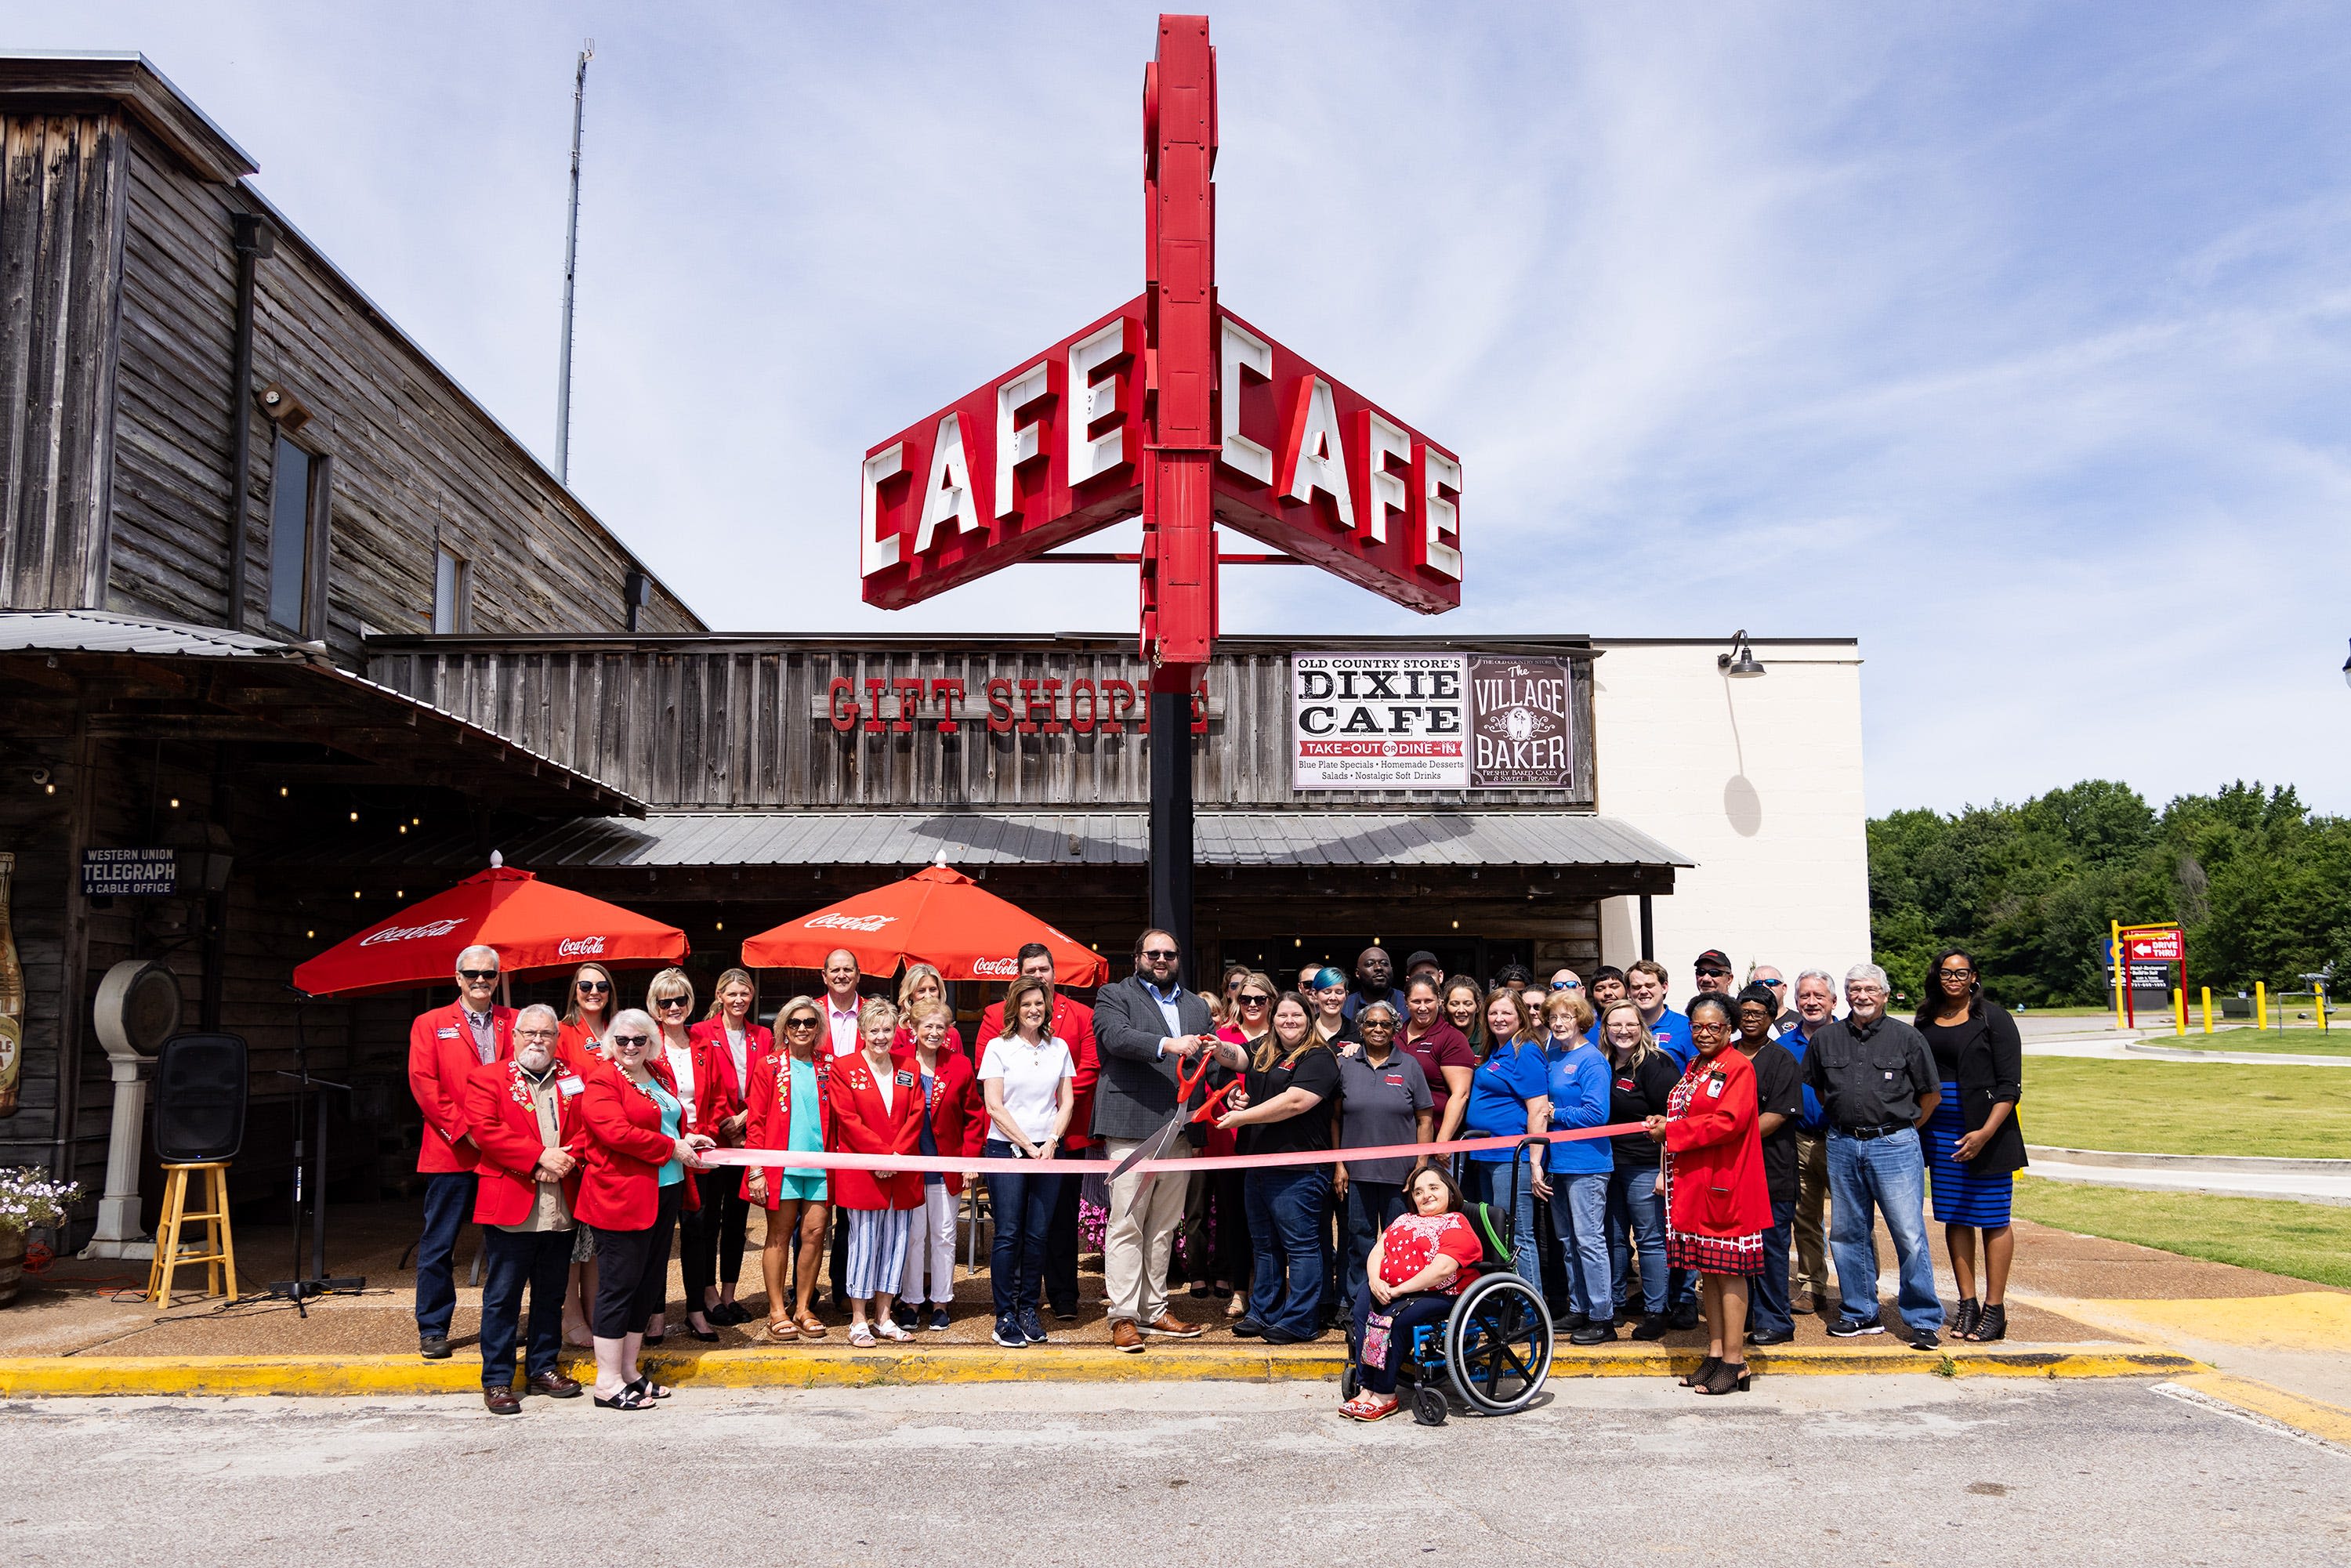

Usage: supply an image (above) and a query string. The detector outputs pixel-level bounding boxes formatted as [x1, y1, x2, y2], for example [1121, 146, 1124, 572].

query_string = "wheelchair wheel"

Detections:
[1444, 1271, 1553, 1415]
[1411, 1386, 1449, 1426]
[1339, 1356, 1359, 1402]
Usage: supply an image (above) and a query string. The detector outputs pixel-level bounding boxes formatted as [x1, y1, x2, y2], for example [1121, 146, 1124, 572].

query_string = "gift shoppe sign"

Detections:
[1291, 653, 1575, 790]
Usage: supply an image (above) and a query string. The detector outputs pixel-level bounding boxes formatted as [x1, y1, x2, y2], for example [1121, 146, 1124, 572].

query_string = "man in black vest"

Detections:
[1092, 929, 1215, 1353]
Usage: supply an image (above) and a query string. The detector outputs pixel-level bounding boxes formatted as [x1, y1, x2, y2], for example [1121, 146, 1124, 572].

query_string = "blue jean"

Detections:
[1607, 1164, 1668, 1316]
[1549, 1171, 1612, 1322]
[1339, 1179, 1408, 1315]
[1244, 1166, 1331, 1339]
[1349, 1281, 1455, 1396]
[1827, 1128, 1943, 1336]
[1461, 1153, 1541, 1302]
[478, 1226, 571, 1389]
[984, 1141, 1062, 1323]
[414, 1170, 477, 1338]
[1748, 1195, 1798, 1338]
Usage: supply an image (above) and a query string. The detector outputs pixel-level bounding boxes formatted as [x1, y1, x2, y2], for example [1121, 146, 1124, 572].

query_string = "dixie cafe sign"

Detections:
[1293, 652, 1573, 790]
[858, 302, 1463, 616]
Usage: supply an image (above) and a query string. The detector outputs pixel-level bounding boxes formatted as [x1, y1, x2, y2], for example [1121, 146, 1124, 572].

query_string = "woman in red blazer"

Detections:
[1646, 993, 1772, 1396]
[831, 998, 926, 1347]
[897, 998, 984, 1330]
[578, 1008, 712, 1410]
[743, 996, 834, 1340]
[683, 968, 769, 1331]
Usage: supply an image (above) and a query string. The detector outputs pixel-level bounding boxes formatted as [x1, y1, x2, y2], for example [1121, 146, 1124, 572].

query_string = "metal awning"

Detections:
[0, 610, 646, 819]
[270, 809, 1691, 872]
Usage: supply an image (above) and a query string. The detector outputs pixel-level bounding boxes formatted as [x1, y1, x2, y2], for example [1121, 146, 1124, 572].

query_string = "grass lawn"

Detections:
[2149, 1031, 2351, 1058]
[2023, 1058, 2351, 1159]
[2013, 1176, 2351, 1290]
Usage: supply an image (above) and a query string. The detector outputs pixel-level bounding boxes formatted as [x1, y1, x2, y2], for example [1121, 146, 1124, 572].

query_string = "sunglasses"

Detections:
[1238, 992, 1271, 1005]
[575, 979, 610, 993]
[459, 969, 498, 982]
[1360, 1020, 1396, 1030]
[1695, 969, 1730, 979]
[1141, 949, 1179, 961]
[784, 1016, 820, 1030]
[1550, 980, 1581, 990]
[653, 996, 689, 1010]
[611, 1034, 650, 1048]
[1762, 979, 1785, 989]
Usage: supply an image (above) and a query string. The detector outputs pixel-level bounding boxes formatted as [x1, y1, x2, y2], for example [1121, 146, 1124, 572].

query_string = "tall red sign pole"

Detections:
[856, 16, 1464, 986]
[1141, 16, 1218, 972]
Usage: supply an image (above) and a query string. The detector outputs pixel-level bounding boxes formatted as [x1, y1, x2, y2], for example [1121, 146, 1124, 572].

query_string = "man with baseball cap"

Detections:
[1692, 950, 1737, 998]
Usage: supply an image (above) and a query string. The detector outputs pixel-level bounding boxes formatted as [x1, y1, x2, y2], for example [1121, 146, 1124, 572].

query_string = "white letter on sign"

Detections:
[1219, 317, 1273, 483]
[994, 364, 1051, 519]
[1415, 446, 1462, 580]
[860, 442, 904, 576]
[1278, 376, 1354, 528]
[1360, 411, 1411, 545]
[914, 412, 980, 554]
[1068, 320, 1128, 484]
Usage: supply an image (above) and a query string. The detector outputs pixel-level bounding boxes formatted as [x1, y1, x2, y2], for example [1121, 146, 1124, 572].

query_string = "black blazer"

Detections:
[1921, 999, 2027, 1177]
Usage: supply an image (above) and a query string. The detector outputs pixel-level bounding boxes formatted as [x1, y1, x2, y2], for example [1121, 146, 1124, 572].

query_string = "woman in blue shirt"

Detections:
[1535, 990, 1615, 1343]
[1458, 987, 1549, 1295]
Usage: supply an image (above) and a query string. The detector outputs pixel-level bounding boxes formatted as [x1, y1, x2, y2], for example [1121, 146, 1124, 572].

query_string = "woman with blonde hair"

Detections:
[557, 959, 618, 1347]
[893, 961, 965, 1059]
[899, 996, 983, 1330]
[1537, 989, 1616, 1342]
[742, 995, 833, 1339]
[831, 997, 926, 1345]
[1457, 987, 1549, 1294]
[1599, 998, 1678, 1338]
[685, 967, 766, 1327]
[641, 968, 702, 1342]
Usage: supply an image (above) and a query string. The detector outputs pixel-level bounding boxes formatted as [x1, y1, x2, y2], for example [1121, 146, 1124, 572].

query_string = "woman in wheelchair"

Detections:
[1340, 1165, 1485, 1421]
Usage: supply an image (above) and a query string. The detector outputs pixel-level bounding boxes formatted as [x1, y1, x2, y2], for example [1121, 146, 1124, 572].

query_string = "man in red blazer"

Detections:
[464, 1005, 586, 1413]
[976, 942, 1099, 1320]
[408, 944, 513, 1360]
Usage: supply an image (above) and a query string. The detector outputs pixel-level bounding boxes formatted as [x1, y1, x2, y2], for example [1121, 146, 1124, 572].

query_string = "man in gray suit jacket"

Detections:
[1092, 929, 1217, 1351]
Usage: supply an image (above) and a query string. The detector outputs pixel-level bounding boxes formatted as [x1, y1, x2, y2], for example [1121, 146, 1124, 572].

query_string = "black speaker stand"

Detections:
[266, 1004, 364, 1314]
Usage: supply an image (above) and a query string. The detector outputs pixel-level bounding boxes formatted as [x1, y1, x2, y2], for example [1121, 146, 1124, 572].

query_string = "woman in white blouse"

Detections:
[978, 975, 1075, 1349]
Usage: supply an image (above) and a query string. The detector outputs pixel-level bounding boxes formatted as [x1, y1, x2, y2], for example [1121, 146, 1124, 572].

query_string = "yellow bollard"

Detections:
[2201, 986, 2213, 1034]
[2256, 980, 2268, 1030]
[2321, 986, 2331, 1034]
[2172, 987, 2186, 1037]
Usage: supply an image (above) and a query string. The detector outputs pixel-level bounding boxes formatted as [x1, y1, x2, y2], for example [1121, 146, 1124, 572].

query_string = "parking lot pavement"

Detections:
[9, 1374, 2346, 1565]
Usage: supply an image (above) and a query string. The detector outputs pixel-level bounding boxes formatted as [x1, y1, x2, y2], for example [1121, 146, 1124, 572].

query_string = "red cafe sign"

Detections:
[859, 302, 1463, 617]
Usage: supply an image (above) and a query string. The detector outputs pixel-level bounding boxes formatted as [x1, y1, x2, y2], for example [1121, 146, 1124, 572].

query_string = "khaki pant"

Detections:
[1794, 1130, 1830, 1301]
[1101, 1135, 1196, 1325]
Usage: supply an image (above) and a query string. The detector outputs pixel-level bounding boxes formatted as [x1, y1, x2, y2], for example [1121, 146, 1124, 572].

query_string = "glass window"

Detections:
[432, 547, 467, 634]
[266, 434, 314, 634]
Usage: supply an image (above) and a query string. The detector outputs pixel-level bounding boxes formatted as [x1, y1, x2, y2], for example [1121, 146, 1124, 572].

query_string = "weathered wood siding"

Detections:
[366, 639, 1600, 810]
[0, 112, 125, 610]
[101, 119, 701, 660]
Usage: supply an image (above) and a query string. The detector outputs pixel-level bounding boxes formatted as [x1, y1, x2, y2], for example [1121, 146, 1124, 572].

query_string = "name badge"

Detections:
[557, 1077, 584, 1096]
[1706, 1077, 1725, 1099]
[1615, 1077, 1635, 1092]
[437, 1027, 458, 1039]
[1383, 1074, 1404, 1086]
[895, 1070, 916, 1088]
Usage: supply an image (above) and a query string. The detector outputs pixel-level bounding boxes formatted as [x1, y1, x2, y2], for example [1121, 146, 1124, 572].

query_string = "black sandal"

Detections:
[594, 1386, 651, 1411]
[1968, 1303, 2007, 1342]
[1952, 1298, 1980, 1341]
[1679, 1356, 1722, 1389]
[627, 1375, 674, 1400]
[1695, 1360, 1750, 1396]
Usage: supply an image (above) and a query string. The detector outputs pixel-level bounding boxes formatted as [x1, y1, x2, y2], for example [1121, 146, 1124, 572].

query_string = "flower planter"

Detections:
[0, 1229, 24, 1307]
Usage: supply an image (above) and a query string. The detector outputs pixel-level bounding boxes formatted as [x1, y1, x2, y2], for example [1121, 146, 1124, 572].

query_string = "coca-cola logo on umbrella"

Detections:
[557, 936, 608, 957]
[804, 913, 900, 932]
[971, 957, 1020, 977]
[357, 917, 468, 947]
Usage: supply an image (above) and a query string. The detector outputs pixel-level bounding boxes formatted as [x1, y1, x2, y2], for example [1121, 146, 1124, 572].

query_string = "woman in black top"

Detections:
[1599, 999, 1679, 1340]
[1215, 993, 1342, 1345]
[1914, 947, 2027, 1342]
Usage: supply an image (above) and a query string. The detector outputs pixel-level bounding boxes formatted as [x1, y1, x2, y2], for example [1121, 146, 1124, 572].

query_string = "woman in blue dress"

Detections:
[1914, 948, 2027, 1342]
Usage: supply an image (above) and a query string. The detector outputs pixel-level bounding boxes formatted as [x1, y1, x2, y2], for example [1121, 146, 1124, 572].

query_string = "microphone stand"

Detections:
[266, 988, 365, 1313]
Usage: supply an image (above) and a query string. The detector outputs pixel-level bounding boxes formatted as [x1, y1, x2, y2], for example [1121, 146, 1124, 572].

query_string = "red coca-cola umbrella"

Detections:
[293, 858, 690, 998]
[740, 863, 1107, 987]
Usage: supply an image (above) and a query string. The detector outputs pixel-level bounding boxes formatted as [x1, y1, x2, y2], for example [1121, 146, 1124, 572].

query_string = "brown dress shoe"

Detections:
[1110, 1318, 1146, 1353]
[1143, 1313, 1203, 1338]
[526, 1371, 582, 1399]
[483, 1388, 523, 1415]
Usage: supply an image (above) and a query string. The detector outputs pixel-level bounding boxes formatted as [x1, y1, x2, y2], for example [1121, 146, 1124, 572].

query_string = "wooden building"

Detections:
[0, 54, 701, 1224]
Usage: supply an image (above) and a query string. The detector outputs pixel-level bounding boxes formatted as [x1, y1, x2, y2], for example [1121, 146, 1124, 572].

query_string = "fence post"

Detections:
[2201, 986, 2212, 1034]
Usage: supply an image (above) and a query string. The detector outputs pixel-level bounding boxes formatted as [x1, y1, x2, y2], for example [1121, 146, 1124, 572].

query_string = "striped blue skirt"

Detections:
[1925, 1082, 2012, 1228]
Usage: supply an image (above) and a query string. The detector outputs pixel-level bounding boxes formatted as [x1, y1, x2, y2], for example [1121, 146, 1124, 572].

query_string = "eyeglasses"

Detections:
[784, 1016, 820, 1030]
[1360, 1020, 1396, 1031]
[459, 969, 498, 982]
[611, 1034, 650, 1048]
[516, 1028, 558, 1041]
[1939, 968, 1975, 980]
[575, 979, 610, 993]
[653, 996, 689, 1010]
[1551, 980, 1581, 990]
[1141, 948, 1179, 961]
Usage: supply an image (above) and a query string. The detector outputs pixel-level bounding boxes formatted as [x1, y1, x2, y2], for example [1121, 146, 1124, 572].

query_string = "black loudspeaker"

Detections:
[154, 1032, 248, 1164]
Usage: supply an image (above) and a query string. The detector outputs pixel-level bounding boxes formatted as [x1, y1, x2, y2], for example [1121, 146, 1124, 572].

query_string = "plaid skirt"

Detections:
[1665, 1226, 1765, 1276]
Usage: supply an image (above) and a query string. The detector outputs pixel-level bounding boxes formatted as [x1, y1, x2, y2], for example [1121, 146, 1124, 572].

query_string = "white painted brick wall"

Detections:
[1590, 641, 1871, 989]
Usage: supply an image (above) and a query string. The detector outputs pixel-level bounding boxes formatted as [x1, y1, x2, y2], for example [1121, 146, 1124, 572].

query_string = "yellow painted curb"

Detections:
[2166, 1372, 2351, 1449]
[0, 1341, 2201, 1398]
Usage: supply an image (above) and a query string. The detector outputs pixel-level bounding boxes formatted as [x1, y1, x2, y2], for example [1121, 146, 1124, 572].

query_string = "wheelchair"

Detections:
[1340, 1157, 1555, 1425]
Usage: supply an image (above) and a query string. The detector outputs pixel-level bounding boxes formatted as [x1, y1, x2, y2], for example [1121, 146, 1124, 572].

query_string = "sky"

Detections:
[24, 1, 2351, 816]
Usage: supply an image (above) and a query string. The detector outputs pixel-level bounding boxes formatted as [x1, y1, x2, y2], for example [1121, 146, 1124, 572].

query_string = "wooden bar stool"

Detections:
[147, 1161, 237, 1305]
